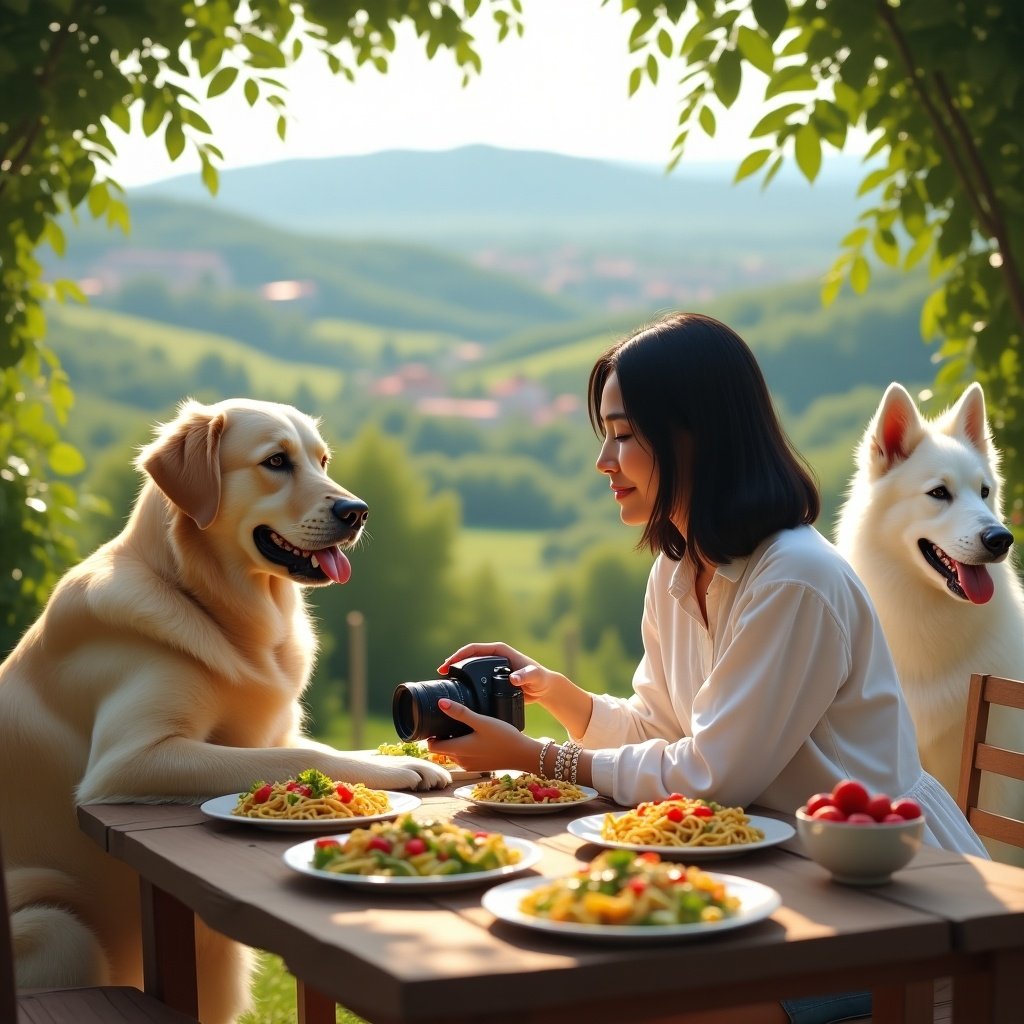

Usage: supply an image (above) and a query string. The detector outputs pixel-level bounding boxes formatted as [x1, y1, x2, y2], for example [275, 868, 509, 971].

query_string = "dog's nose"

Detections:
[332, 498, 369, 529]
[981, 525, 1013, 557]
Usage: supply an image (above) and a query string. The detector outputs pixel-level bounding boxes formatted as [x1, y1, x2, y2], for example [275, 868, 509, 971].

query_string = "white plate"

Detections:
[453, 783, 600, 814]
[482, 872, 782, 943]
[199, 791, 421, 833]
[567, 813, 795, 859]
[282, 833, 543, 891]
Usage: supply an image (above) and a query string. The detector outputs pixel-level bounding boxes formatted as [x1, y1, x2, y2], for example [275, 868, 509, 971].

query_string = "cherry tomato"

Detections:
[882, 813, 906, 824]
[831, 779, 870, 815]
[846, 812, 876, 824]
[805, 792, 835, 816]
[367, 836, 392, 853]
[866, 793, 893, 822]
[314, 838, 341, 850]
[811, 805, 847, 822]
[691, 805, 714, 818]
[336, 785, 353, 803]
[890, 797, 923, 821]
[253, 784, 273, 804]
[405, 838, 427, 856]
[666, 793, 684, 801]
[666, 806, 684, 823]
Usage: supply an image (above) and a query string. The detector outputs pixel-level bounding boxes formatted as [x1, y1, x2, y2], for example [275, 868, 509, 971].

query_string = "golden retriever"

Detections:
[0, 397, 449, 1022]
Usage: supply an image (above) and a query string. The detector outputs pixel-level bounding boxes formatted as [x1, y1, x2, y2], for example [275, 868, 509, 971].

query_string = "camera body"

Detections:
[391, 655, 526, 742]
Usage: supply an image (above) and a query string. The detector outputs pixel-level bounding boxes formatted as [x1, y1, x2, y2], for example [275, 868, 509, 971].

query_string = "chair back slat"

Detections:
[1, 833, 20, 1024]
[957, 672, 1024, 852]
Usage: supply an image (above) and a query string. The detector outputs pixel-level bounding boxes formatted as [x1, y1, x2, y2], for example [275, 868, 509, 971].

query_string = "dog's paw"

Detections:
[369, 756, 452, 791]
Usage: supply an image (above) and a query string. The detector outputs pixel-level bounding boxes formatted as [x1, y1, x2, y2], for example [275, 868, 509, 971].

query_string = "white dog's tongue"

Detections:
[955, 561, 994, 604]
[316, 546, 352, 585]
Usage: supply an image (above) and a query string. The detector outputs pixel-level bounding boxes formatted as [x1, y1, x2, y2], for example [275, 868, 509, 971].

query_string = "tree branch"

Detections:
[876, 0, 1024, 334]
[932, 71, 1024, 331]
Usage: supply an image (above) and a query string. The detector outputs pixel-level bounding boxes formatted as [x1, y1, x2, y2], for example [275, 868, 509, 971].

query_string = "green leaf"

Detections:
[165, 119, 186, 161]
[794, 122, 821, 182]
[713, 48, 742, 107]
[765, 65, 816, 100]
[750, 103, 804, 138]
[244, 78, 259, 106]
[733, 148, 772, 183]
[48, 442, 86, 477]
[646, 53, 659, 85]
[737, 26, 774, 76]
[698, 105, 716, 137]
[106, 101, 131, 133]
[207, 66, 238, 98]
[87, 184, 109, 218]
[752, 0, 789, 40]
[850, 255, 871, 294]
[657, 28, 673, 58]
[628, 66, 642, 96]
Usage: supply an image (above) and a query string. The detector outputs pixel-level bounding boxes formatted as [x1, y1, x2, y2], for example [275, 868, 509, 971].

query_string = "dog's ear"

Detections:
[866, 383, 925, 475]
[945, 381, 990, 454]
[137, 402, 226, 529]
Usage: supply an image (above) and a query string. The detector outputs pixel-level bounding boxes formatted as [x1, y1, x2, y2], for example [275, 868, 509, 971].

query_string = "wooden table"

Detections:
[78, 788, 1024, 1024]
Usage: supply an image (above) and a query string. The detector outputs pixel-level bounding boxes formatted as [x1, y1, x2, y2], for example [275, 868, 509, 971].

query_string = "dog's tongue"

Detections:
[955, 561, 994, 604]
[315, 546, 352, 585]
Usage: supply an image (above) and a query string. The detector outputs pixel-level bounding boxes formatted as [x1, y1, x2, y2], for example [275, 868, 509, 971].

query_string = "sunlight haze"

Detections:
[109, 0, 859, 188]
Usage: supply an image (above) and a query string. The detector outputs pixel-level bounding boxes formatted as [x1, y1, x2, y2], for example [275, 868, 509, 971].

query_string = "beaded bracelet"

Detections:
[538, 738, 554, 779]
[559, 740, 580, 781]
[567, 742, 583, 786]
[552, 742, 569, 782]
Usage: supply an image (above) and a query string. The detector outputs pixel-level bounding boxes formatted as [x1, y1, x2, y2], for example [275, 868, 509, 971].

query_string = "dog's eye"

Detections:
[981, 485, 990, 499]
[263, 453, 291, 471]
[927, 485, 951, 500]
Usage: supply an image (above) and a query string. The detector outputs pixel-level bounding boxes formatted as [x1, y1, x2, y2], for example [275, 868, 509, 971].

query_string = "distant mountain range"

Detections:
[134, 144, 864, 254]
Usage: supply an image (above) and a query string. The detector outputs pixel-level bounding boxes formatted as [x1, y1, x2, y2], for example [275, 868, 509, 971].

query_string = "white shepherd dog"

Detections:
[836, 382, 1024, 863]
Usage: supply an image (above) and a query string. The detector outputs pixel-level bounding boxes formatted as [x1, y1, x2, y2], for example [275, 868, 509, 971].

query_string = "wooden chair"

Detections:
[956, 672, 1024, 851]
[1, 834, 198, 1023]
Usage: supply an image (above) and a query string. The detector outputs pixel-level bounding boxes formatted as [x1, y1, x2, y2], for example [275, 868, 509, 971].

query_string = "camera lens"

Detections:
[392, 677, 474, 741]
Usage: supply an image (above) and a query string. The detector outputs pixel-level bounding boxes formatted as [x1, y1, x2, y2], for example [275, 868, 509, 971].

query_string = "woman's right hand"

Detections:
[437, 642, 562, 704]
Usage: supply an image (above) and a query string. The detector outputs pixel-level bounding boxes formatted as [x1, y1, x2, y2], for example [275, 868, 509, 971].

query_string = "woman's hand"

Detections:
[426, 700, 539, 773]
[438, 641, 563, 704]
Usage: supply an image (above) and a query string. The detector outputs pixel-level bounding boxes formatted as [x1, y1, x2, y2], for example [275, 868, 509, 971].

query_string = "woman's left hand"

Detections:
[426, 699, 539, 773]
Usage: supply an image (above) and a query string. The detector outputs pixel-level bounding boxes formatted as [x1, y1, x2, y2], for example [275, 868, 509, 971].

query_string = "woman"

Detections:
[430, 312, 985, 1024]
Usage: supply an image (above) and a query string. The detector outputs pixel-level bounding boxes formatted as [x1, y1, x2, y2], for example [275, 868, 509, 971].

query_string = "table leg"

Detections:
[296, 979, 337, 1024]
[872, 981, 933, 1024]
[140, 877, 198, 1017]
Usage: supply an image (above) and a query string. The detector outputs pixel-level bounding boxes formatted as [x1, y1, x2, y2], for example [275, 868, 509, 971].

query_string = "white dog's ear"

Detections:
[866, 382, 925, 476]
[945, 381, 990, 454]
[137, 402, 226, 529]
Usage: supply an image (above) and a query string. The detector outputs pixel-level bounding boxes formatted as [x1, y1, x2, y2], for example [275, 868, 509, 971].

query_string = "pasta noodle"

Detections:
[470, 773, 587, 804]
[519, 850, 740, 926]
[376, 740, 462, 769]
[311, 814, 522, 877]
[602, 794, 765, 848]
[232, 769, 391, 821]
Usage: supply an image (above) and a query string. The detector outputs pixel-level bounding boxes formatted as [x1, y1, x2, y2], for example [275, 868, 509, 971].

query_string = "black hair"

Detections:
[587, 312, 820, 567]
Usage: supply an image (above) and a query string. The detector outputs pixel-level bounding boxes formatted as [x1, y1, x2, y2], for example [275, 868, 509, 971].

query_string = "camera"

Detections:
[391, 655, 526, 742]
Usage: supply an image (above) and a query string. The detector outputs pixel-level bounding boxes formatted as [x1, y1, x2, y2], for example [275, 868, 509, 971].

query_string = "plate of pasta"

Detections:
[454, 773, 600, 814]
[200, 769, 421, 832]
[482, 850, 781, 943]
[567, 795, 795, 859]
[282, 814, 543, 891]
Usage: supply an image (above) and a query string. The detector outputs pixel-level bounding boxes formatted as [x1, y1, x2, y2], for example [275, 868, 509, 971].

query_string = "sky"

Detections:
[110, 0, 863, 188]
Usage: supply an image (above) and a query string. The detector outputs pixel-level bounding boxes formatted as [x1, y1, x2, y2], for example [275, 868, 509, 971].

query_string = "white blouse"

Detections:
[577, 525, 987, 856]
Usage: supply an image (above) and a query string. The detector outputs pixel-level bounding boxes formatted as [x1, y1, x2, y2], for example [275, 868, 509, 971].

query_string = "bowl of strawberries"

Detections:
[796, 779, 925, 885]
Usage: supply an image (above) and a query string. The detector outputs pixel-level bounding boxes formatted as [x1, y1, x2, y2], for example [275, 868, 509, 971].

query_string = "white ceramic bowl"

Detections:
[795, 807, 925, 885]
